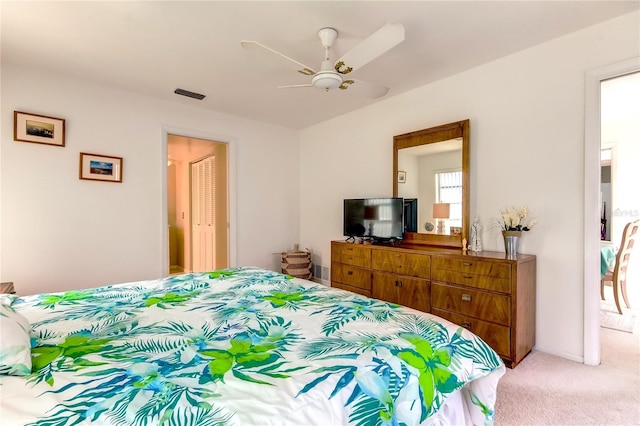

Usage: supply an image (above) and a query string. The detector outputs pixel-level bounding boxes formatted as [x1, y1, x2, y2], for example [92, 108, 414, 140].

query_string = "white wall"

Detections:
[299, 11, 639, 362]
[396, 152, 418, 199]
[1, 65, 300, 295]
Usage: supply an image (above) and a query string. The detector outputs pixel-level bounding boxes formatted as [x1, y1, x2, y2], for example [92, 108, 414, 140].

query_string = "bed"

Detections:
[0, 267, 504, 425]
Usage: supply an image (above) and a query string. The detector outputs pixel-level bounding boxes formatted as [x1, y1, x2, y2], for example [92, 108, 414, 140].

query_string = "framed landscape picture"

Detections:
[79, 153, 123, 183]
[14, 111, 65, 147]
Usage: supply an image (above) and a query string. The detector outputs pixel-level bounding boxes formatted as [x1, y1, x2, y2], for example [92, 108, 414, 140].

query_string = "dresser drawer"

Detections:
[432, 308, 511, 357]
[432, 257, 511, 279]
[431, 283, 511, 326]
[332, 282, 372, 298]
[371, 250, 430, 278]
[331, 263, 371, 291]
[431, 269, 511, 294]
[332, 243, 371, 268]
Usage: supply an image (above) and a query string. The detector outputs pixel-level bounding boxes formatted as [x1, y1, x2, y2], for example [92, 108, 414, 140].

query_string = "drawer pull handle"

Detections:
[395, 280, 403, 288]
[463, 262, 473, 266]
[462, 322, 472, 329]
[463, 275, 473, 279]
[347, 270, 353, 276]
[461, 294, 472, 302]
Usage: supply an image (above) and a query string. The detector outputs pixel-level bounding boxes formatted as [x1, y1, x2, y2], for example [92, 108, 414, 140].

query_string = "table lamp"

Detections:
[433, 203, 450, 234]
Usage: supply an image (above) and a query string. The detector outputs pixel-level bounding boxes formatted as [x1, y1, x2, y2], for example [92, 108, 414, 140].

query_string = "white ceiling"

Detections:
[2, 1, 638, 130]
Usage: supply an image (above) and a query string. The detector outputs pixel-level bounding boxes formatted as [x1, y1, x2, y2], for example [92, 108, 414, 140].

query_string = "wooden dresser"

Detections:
[331, 240, 536, 368]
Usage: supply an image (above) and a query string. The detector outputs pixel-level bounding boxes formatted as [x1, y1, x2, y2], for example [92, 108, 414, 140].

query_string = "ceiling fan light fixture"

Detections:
[312, 71, 342, 90]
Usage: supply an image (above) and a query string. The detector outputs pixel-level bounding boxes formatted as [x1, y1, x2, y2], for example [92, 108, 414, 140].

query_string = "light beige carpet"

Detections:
[494, 322, 640, 425]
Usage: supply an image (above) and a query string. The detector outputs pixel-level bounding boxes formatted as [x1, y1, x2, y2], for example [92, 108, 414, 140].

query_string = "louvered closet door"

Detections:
[191, 156, 216, 272]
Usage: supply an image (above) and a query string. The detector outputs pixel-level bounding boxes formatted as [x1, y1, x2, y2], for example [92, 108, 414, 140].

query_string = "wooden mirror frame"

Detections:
[393, 119, 470, 248]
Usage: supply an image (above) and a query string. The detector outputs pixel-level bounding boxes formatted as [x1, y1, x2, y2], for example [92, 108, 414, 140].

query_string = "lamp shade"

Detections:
[433, 203, 450, 219]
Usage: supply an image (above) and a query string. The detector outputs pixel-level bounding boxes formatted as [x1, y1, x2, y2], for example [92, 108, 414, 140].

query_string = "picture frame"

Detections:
[14, 111, 65, 147]
[79, 152, 123, 183]
[450, 226, 462, 236]
[397, 170, 407, 183]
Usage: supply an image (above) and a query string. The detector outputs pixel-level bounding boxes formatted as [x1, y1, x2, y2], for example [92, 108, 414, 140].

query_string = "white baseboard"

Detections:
[532, 344, 584, 364]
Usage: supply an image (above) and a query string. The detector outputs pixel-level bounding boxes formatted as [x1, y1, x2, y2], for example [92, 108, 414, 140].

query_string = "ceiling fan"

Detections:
[240, 23, 404, 98]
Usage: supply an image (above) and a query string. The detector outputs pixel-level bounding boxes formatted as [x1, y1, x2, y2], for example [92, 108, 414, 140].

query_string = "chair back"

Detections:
[613, 220, 640, 285]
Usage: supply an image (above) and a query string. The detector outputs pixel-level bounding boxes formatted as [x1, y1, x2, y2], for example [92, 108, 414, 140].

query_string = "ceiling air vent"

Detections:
[174, 88, 206, 100]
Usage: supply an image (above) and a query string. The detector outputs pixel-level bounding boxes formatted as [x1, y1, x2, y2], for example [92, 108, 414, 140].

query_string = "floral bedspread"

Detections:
[0, 267, 505, 425]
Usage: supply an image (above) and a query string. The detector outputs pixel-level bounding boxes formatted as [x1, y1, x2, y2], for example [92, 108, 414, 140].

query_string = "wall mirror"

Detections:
[393, 120, 469, 248]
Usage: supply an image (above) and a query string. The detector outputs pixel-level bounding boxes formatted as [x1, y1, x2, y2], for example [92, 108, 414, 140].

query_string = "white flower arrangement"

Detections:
[499, 206, 536, 232]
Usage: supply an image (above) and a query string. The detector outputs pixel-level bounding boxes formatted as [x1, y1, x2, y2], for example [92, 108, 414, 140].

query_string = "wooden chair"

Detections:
[601, 220, 639, 314]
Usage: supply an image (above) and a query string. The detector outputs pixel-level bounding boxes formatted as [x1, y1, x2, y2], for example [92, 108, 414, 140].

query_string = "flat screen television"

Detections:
[343, 198, 404, 242]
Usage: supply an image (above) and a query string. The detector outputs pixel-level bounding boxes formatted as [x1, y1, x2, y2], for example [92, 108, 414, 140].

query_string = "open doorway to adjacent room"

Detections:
[167, 134, 229, 274]
[597, 70, 640, 359]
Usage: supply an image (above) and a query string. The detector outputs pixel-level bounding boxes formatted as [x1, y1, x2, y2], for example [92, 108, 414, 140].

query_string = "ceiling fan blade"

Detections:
[335, 23, 404, 74]
[241, 40, 316, 75]
[277, 84, 314, 89]
[340, 79, 389, 98]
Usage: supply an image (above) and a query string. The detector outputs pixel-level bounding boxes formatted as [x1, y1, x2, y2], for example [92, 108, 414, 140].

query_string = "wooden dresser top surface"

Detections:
[332, 240, 536, 263]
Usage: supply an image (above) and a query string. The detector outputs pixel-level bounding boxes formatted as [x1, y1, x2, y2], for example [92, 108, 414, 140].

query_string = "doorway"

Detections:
[167, 134, 229, 274]
[601, 72, 640, 248]
[584, 58, 640, 365]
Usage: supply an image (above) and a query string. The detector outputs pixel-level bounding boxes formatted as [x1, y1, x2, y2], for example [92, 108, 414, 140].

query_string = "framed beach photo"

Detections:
[397, 170, 407, 183]
[14, 111, 65, 147]
[79, 153, 123, 183]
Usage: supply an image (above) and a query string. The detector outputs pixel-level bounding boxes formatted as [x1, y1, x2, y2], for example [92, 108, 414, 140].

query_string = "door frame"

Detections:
[583, 57, 639, 365]
[161, 126, 237, 277]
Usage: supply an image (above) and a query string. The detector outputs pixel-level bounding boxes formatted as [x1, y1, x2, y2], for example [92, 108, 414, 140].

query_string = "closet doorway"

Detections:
[167, 134, 228, 274]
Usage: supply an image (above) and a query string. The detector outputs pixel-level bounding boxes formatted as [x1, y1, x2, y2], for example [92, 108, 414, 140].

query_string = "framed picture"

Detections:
[397, 170, 407, 183]
[450, 226, 462, 236]
[14, 111, 66, 147]
[79, 153, 123, 183]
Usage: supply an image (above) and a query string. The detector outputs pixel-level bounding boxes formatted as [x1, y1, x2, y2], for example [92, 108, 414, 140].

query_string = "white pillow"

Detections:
[0, 303, 32, 375]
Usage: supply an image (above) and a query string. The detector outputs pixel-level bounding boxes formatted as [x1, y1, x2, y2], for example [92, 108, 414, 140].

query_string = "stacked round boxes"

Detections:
[281, 248, 312, 280]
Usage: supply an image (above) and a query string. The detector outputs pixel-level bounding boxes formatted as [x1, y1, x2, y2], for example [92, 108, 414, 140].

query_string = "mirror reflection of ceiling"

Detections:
[398, 138, 462, 157]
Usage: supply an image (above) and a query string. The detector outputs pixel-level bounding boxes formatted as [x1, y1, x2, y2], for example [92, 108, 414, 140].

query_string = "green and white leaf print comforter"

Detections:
[0, 267, 505, 425]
